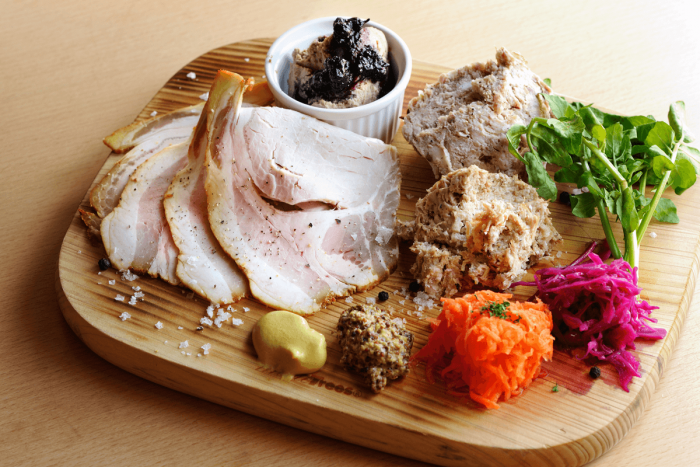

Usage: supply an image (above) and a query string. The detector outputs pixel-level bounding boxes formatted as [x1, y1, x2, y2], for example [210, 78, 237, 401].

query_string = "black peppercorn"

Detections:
[408, 281, 421, 293]
[377, 291, 389, 302]
[559, 191, 571, 206]
[589, 366, 601, 379]
[98, 258, 111, 271]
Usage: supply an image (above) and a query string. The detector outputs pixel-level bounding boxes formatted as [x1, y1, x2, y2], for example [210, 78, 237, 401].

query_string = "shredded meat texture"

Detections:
[402, 166, 561, 299]
[337, 304, 413, 393]
[402, 47, 552, 178]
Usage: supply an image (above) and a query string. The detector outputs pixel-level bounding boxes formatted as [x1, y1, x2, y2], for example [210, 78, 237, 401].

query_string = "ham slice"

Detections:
[92, 82, 274, 219]
[204, 71, 400, 315]
[91, 107, 201, 218]
[104, 103, 204, 153]
[163, 93, 250, 304]
[101, 143, 189, 284]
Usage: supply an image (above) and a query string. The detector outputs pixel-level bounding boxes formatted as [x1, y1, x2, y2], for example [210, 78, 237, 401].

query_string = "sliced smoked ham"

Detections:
[163, 92, 250, 304]
[101, 143, 188, 284]
[203, 71, 400, 315]
[92, 83, 273, 219]
[92, 105, 202, 218]
[104, 103, 204, 153]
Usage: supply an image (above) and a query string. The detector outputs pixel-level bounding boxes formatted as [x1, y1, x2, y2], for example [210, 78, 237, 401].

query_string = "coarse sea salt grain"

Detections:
[150, 110, 157, 117]
[366, 297, 376, 304]
[178, 326, 183, 330]
[199, 92, 209, 101]
[119, 311, 131, 321]
[109, 280, 116, 285]
[132, 286, 141, 292]
[572, 188, 582, 195]
[115, 294, 125, 302]
[206, 305, 215, 318]
[345, 296, 354, 304]
[128, 296, 137, 306]
[201, 343, 211, 355]
[413, 291, 435, 309]
[201, 317, 213, 326]
[242, 307, 249, 312]
[650, 232, 658, 238]
[179, 340, 189, 349]
[134, 291, 145, 299]
[155, 321, 163, 329]
[244, 57, 250, 62]
[186, 71, 196, 79]
[231, 318, 244, 326]
[405, 194, 414, 199]
[120, 269, 139, 281]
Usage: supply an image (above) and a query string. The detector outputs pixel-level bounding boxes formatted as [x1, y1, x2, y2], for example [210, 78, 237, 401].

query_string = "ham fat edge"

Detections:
[204, 71, 400, 315]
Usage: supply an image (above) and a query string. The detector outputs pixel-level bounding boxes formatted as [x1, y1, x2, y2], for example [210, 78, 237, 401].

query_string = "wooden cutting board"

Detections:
[56, 38, 700, 467]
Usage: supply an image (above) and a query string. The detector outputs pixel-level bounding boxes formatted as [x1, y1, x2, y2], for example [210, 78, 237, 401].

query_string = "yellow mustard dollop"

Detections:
[252, 310, 326, 377]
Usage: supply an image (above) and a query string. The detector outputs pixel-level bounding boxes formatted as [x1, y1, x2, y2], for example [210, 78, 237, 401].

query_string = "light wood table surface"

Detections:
[2, 1, 699, 465]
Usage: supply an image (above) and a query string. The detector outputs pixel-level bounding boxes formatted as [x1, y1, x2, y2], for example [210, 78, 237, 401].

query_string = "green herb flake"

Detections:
[481, 301, 511, 320]
[552, 383, 559, 393]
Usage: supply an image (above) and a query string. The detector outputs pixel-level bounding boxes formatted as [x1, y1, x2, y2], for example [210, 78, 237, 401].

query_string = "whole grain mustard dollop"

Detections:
[252, 310, 326, 378]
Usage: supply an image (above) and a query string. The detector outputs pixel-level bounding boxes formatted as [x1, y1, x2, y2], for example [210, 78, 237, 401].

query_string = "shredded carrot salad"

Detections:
[412, 291, 554, 409]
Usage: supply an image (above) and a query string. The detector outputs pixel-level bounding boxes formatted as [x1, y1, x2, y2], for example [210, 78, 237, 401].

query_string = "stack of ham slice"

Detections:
[83, 72, 401, 315]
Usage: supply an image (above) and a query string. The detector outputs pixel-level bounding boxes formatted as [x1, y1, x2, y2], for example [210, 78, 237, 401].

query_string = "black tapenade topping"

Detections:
[295, 17, 390, 104]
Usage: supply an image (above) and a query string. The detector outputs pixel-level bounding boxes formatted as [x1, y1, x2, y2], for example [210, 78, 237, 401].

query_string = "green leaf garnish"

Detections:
[510, 98, 698, 269]
[523, 151, 558, 201]
[652, 198, 679, 223]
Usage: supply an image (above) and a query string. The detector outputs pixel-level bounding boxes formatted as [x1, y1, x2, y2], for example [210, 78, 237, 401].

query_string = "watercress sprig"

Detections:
[507, 96, 698, 269]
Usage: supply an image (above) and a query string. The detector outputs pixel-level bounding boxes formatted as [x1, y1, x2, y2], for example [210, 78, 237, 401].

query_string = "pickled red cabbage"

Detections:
[514, 249, 666, 391]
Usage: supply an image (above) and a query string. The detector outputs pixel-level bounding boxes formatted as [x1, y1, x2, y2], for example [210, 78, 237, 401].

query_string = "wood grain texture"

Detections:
[4, 2, 700, 466]
[56, 39, 699, 467]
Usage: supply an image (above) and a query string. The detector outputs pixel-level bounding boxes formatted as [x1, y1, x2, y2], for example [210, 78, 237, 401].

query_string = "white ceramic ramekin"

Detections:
[265, 17, 412, 144]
